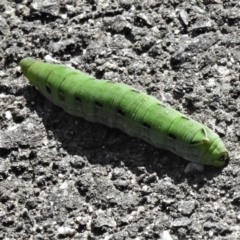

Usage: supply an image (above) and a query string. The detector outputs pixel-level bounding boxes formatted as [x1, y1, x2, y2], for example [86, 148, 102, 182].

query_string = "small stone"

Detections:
[57, 226, 75, 236]
[172, 217, 192, 227]
[177, 200, 196, 215]
[179, 9, 189, 26]
[160, 230, 173, 240]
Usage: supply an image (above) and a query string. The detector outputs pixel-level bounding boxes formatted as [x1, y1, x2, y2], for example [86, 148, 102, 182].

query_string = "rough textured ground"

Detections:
[0, 0, 240, 239]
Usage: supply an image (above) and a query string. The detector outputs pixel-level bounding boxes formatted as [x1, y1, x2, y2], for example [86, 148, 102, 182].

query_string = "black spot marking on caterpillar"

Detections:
[181, 116, 190, 120]
[143, 122, 151, 129]
[190, 140, 200, 146]
[75, 96, 82, 103]
[117, 109, 125, 116]
[168, 133, 176, 140]
[131, 89, 140, 93]
[95, 101, 103, 107]
[59, 91, 65, 101]
[75, 97, 82, 104]
[46, 84, 51, 94]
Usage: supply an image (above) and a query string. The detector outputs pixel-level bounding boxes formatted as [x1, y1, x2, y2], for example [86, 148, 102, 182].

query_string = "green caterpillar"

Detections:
[20, 57, 229, 167]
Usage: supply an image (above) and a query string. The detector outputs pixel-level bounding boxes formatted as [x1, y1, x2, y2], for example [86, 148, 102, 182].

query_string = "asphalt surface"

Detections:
[0, 1, 239, 239]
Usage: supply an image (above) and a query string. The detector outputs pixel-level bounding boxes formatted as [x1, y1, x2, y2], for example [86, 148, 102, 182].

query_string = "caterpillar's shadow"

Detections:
[21, 85, 224, 186]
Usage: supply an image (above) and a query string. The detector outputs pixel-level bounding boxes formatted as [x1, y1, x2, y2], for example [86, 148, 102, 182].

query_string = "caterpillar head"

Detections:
[203, 139, 229, 167]
[191, 127, 229, 167]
